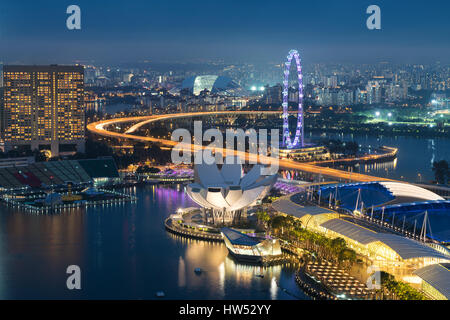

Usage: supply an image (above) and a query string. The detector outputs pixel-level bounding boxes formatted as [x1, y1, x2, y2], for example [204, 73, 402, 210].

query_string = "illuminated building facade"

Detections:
[279, 145, 330, 161]
[272, 195, 450, 284]
[221, 227, 282, 263]
[181, 75, 238, 96]
[2, 65, 85, 156]
[186, 158, 277, 225]
[413, 263, 450, 300]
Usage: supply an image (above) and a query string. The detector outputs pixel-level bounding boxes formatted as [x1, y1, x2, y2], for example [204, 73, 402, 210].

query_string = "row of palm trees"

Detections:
[256, 210, 427, 300]
[379, 271, 427, 300]
[255, 211, 357, 267]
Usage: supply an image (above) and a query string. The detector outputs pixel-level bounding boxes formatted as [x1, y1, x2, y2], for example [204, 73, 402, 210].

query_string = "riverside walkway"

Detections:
[164, 218, 223, 241]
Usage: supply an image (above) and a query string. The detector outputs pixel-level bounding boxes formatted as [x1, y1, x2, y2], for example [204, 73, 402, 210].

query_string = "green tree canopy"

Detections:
[432, 160, 449, 184]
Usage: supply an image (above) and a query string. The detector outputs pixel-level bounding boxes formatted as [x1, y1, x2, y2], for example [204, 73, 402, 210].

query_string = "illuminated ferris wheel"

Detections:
[282, 49, 304, 149]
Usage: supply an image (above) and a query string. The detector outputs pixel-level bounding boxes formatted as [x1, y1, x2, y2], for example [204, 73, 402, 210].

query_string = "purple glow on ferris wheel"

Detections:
[282, 49, 304, 149]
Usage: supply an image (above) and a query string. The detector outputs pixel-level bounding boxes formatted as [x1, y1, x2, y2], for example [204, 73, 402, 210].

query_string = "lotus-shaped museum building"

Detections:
[186, 158, 277, 224]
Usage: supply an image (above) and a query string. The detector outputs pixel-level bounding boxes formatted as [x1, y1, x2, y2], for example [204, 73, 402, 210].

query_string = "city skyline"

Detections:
[0, 0, 449, 305]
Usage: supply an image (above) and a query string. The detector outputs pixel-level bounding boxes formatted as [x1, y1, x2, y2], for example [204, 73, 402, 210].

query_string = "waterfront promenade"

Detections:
[165, 217, 297, 266]
[165, 215, 372, 299]
[164, 217, 223, 242]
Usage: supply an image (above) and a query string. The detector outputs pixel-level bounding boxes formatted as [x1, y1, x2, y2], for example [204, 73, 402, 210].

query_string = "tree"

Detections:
[133, 142, 148, 161]
[148, 145, 170, 164]
[345, 141, 359, 155]
[379, 271, 426, 300]
[380, 271, 395, 285]
[85, 139, 113, 158]
[271, 215, 287, 235]
[331, 238, 347, 255]
[339, 248, 356, 263]
[149, 125, 170, 139]
[147, 167, 161, 173]
[33, 149, 48, 162]
[432, 160, 449, 184]
[256, 210, 270, 229]
[136, 165, 160, 174]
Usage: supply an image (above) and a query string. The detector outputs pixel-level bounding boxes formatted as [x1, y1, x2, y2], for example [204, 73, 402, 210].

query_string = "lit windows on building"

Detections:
[2, 65, 85, 156]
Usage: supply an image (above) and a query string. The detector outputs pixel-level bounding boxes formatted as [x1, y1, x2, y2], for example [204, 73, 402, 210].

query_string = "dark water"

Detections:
[105, 103, 136, 114]
[308, 132, 450, 182]
[0, 185, 308, 300]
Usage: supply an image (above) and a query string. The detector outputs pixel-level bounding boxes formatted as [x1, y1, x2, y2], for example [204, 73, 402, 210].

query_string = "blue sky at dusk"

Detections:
[0, 0, 449, 64]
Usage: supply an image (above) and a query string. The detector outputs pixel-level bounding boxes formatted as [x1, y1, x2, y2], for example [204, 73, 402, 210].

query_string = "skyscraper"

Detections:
[0, 62, 3, 87]
[2, 65, 85, 156]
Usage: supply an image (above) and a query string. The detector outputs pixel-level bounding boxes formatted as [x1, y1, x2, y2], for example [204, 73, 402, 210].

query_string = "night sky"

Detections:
[0, 0, 449, 64]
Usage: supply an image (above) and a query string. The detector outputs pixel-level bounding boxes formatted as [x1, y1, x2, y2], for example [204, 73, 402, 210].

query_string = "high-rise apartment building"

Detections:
[263, 84, 282, 105]
[0, 62, 3, 87]
[2, 65, 85, 156]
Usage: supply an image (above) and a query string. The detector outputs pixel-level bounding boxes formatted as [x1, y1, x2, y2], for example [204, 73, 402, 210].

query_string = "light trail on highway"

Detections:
[87, 111, 393, 182]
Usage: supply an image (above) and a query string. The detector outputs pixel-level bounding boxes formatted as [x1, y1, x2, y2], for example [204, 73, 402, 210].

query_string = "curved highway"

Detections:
[87, 111, 392, 182]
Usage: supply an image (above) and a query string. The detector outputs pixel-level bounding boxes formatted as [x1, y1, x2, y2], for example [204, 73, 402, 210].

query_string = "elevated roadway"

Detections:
[87, 111, 393, 183]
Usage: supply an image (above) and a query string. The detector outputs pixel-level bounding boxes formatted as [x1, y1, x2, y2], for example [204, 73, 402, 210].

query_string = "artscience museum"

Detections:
[186, 157, 277, 225]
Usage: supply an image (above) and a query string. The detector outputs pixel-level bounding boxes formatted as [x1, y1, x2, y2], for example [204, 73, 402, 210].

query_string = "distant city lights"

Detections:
[250, 86, 265, 92]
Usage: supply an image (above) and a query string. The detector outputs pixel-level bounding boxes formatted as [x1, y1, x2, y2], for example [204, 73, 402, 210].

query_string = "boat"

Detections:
[194, 267, 202, 275]
[155, 291, 165, 297]
[256, 266, 264, 278]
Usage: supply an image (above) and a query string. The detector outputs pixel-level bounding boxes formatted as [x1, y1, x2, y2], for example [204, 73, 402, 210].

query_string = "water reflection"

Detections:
[178, 257, 186, 287]
[0, 185, 307, 300]
[270, 277, 278, 300]
[364, 158, 397, 177]
[308, 132, 450, 182]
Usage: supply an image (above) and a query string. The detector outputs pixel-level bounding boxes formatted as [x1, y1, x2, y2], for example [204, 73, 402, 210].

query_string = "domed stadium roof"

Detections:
[181, 75, 238, 95]
[319, 182, 449, 242]
[319, 181, 444, 211]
